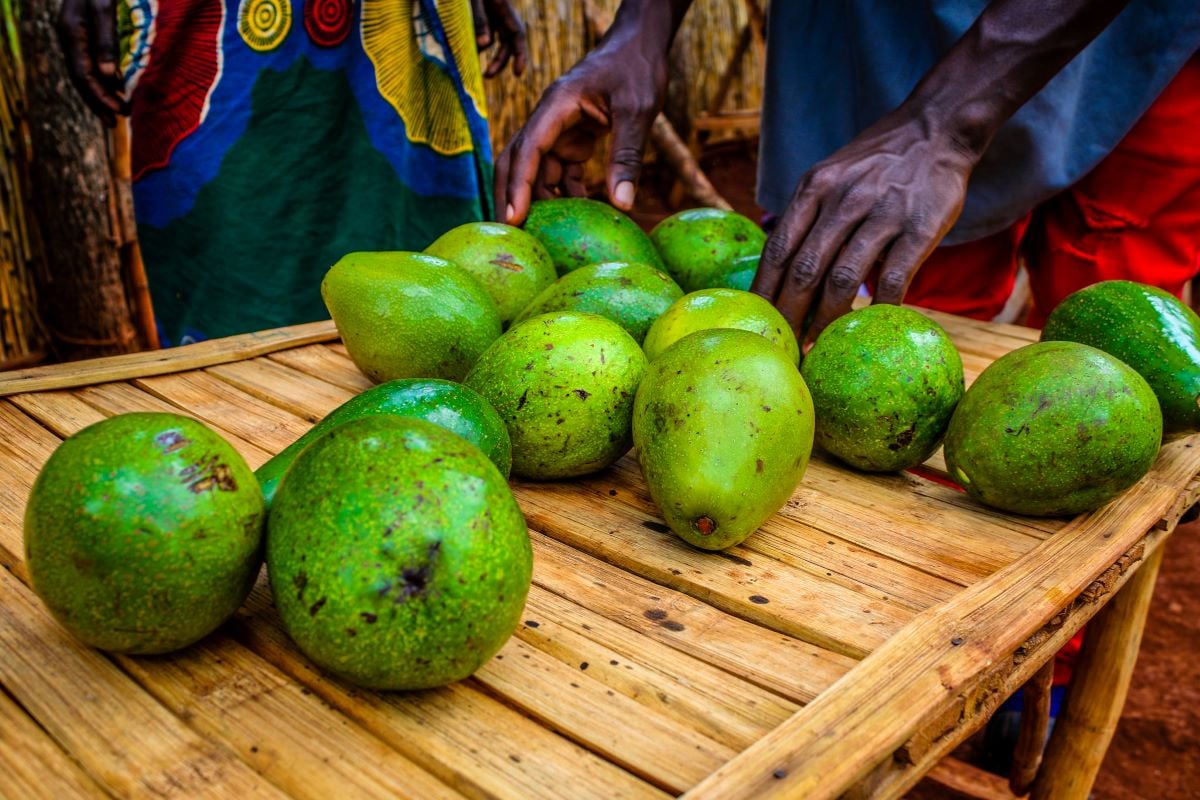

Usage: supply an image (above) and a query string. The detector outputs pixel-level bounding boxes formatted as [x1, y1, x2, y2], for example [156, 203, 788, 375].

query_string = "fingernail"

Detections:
[615, 181, 634, 209]
[505, 204, 515, 224]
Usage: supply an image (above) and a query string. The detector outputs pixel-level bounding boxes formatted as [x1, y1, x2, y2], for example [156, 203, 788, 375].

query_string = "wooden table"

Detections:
[0, 311, 1195, 800]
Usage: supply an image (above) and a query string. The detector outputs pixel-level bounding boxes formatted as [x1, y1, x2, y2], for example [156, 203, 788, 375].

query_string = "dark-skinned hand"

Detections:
[470, 0, 528, 78]
[751, 111, 978, 349]
[57, 0, 128, 127]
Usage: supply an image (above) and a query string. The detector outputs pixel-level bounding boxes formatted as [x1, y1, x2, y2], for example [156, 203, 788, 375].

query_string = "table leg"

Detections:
[1030, 543, 1165, 800]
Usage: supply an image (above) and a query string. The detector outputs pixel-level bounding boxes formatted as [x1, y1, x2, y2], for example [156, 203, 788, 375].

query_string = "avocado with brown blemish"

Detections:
[512, 260, 683, 344]
[642, 288, 800, 365]
[425, 222, 557, 326]
[257, 379, 511, 510]
[802, 305, 964, 472]
[1041, 280, 1200, 435]
[523, 198, 664, 275]
[944, 341, 1162, 517]
[25, 413, 264, 654]
[464, 311, 646, 480]
[266, 416, 531, 690]
[633, 329, 815, 550]
[649, 208, 765, 292]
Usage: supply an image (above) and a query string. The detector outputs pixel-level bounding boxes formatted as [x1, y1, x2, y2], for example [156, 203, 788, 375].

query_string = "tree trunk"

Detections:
[19, 0, 140, 361]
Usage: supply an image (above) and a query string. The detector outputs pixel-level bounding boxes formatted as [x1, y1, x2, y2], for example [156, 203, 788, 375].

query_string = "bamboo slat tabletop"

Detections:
[0, 309, 1196, 800]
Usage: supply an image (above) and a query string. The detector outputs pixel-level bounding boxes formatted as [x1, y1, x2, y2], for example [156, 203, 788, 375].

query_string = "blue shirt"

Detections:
[757, 1, 1200, 244]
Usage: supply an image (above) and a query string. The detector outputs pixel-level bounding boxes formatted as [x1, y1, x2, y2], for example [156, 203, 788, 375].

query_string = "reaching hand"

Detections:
[752, 112, 978, 347]
[57, 0, 128, 127]
[471, 0, 528, 78]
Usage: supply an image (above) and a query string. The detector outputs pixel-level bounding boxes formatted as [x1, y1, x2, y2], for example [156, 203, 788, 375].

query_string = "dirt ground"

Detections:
[631, 142, 1200, 798]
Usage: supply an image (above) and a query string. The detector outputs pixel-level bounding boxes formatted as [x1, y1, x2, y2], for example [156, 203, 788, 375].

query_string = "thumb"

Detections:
[606, 101, 653, 212]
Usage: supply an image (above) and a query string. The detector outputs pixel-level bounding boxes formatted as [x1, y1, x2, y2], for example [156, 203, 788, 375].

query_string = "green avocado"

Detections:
[322, 251, 502, 383]
[523, 198, 664, 275]
[267, 416, 531, 690]
[25, 413, 264, 654]
[257, 379, 511, 510]
[425, 222, 557, 326]
[464, 311, 647, 480]
[802, 305, 964, 472]
[642, 288, 800, 365]
[634, 329, 814, 550]
[512, 261, 683, 344]
[709, 253, 759, 291]
[944, 341, 1162, 517]
[1041, 280, 1200, 435]
[649, 208, 765, 292]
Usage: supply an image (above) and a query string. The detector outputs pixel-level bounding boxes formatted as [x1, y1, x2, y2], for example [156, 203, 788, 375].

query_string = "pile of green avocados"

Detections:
[24, 195, 1200, 693]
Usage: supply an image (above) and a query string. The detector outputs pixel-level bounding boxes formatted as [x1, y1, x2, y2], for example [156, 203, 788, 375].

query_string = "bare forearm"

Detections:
[599, 0, 694, 60]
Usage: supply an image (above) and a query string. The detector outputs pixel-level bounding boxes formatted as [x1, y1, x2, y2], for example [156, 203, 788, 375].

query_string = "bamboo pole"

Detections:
[109, 120, 159, 350]
[1009, 657, 1055, 795]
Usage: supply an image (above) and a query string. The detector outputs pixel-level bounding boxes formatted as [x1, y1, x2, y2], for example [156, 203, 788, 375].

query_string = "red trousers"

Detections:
[907, 55, 1200, 328]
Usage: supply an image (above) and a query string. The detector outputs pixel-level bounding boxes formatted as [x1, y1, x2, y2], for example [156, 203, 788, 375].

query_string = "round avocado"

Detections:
[258, 379, 511, 510]
[634, 329, 815, 550]
[944, 341, 1162, 517]
[512, 261, 683, 344]
[25, 413, 264, 654]
[464, 311, 647, 480]
[523, 198, 664, 275]
[321, 251, 502, 383]
[267, 416, 530, 690]
[425, 222, 557, 326]
[650, 208, 766, 292]
[642, 288, 800, 365]
[710, 253, 759, 292]
[802, 305, 964, 472]
[1041, 280, 1200, 435]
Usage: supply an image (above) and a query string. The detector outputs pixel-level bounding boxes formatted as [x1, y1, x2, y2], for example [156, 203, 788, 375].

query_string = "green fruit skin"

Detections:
[633, 329, 815, 550]
[802, 305, 964, 472]
[25, 413, 264, 654]
[322, 251, 502, 383]
[649, 208, 766, 292]
[523, 198, 664, 275]
[944, 341, 1162, 517]
[1041, 280, 1200, 435]
[257, 379, 512, 509]
[710, 253, 759, 291]
[425, 222, 557, 326]
[642, 288, 801, 366]
[512, 261, 684, 344]
[464, 312, 647, 480]
[267, 417, 530, 690]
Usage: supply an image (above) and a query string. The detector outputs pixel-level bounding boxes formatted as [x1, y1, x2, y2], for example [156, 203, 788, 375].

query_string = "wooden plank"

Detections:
[531, 533, 856, 704]
[922, 757, 1017, 800]
[520, 585, 798, 750]
[0, 320, 338, 396]
[516, 480, 914, 659]
[0, 687, 109, 799]
[232, 587, 667, 800]
[0, 568, 283, 800]
[207, 358, 355, 422]
[119, 637, 463, 800]
[682, 436, 1200, 800]
[267, 344, 374, 393]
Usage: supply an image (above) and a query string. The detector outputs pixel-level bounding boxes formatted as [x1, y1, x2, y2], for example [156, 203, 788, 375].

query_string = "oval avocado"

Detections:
[425, 222, 557, 326]
[523, 198, 664, 275]
[464, 311, 647, 480]
[944, 341, 1162, 517]
[512, 261, 683, 344]
[257, 379, 511, 510]
[802, 305, 964, 472]
[710, 253, 759, 291]
[322, 251, 501, 383]
[25, 413, 264, 654]
[633, 329, 814, 550]
[642, 288, 800, 365]
[1041, 280, 1200, 435]
[267, 416, 531, 690]
[649, 208, 765, 291]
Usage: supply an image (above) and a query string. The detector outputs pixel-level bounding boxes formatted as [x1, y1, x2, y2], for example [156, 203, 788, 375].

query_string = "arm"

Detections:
[472, 0, 529, 78]
[494, 0, 694, 224]
[752, 0, 1131, 345]
[57, 0, 128, 126]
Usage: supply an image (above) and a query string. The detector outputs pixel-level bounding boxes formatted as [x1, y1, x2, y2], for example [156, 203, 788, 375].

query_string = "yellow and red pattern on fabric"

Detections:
[361, 0, 486, 156]
[129, 0, 224, 180]
[304, 0, 355, 47]
[238, 0, 293, 52]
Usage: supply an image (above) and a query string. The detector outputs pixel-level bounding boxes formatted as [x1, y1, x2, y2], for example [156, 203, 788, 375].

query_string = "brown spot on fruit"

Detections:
[155, 430, 191, 454]
[692, 515, 717, 536]
[309, 597, 327, 616]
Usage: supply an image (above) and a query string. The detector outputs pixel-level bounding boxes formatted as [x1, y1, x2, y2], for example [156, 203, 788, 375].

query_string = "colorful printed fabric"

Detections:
[119, 0, 493, 344]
